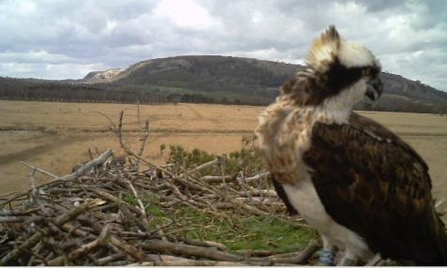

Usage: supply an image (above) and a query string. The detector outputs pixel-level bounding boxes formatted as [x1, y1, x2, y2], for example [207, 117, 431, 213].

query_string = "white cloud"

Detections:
[17, 0, 37, 15]
[154, 0, 221, 30]
[44, 63, 108, 79]
[0, 50, 72, 64]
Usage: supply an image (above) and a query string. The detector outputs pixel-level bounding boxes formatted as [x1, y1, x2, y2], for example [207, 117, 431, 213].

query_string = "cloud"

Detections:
[0, 0, 446, 91]
[154, 0, 220, 30]
[0, 61, 106, 80]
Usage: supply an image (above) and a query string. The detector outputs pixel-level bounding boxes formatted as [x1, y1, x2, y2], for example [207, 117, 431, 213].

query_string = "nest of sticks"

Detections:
[0, 111, 324, 266]
[0, 147, 322, 266]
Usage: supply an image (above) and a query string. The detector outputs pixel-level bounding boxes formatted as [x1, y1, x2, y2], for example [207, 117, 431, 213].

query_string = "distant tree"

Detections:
[167, 93, 182, 105]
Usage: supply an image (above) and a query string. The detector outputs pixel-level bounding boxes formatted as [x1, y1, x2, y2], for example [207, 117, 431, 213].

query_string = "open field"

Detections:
[1, 100, 447, 207]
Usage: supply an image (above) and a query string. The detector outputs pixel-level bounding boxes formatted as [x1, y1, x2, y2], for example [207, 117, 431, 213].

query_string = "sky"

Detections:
[0, 0, 446, 91]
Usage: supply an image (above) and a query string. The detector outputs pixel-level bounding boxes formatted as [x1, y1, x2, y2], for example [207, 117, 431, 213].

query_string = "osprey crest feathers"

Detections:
[307, 25, 341, 72]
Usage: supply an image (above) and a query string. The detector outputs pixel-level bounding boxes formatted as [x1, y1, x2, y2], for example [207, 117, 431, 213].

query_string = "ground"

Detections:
[1, 100, 446, 213]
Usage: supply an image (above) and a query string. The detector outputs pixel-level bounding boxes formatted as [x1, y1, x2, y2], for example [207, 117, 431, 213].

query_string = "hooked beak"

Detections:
[365, 77, 384, 101]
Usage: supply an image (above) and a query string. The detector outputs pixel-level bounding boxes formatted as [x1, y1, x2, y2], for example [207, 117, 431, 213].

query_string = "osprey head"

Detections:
[304, 25, 383, 107]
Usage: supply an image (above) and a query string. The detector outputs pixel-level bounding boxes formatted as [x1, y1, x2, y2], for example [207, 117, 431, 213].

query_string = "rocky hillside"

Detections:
[83, 68, 123, 83]
[375, 72, 447, 112]
[81, 55, 447, 113]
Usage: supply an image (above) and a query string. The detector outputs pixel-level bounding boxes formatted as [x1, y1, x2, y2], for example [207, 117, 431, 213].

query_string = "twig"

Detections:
[96, 253, 125, 265]
[365, 253, 383, 266]
[134, 120, 150, 170]
[187, 158, 221, 174]
[53, 198, 106, 226]
[0, 215, 41, 223]
[201, 175, 233, 183]
[68, 224, 111, 259]
[92, 111, 117, 130]
[85, 187, 142, 215]
[242, 171, 270, 183]
[125, 178, 149, 225]
[21, 161, 58, 179]
[110, 234, 145, 261]
[271, 239, 320, 264]
[139, 239, 244, 262]
[108, 110, 175, 177]
[28, 167, 38, 196]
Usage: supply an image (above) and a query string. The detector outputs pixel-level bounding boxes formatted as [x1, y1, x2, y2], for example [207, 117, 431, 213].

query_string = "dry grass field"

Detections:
[1, 100, 446, 207]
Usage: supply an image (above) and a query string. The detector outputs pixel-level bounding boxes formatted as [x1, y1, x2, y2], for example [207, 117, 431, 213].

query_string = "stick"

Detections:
[58, 149, 114, 180]
[110, 234, 145, 261]
[365, 253, 383, 266]
[134, 120, 150, 170]
[20, 149, 113, 183]
[242, 171, 270, 183]
[96, 253, 125, 266]
[0, 215, 42, 223]
[21, 161, 58, 179]
[187, 158, 221, 174]
[0, 207, 40, 216]
[201, 175, 233, 183]
[125, 178, 149, 225]
[86, 188, 142, 215]
[139, 239, 244, 262]
[272, 239, 320, 264]
[144, 259, 251, 266]
[139, 254, 255, 266]
[53, 198, 106, 226]
[68, 224, 111, 259]
[28, 167, 38, 196]
[238, 189, 278, 197]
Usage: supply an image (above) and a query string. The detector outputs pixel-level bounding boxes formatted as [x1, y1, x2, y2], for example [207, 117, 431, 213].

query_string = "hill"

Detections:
[82, 55, 298, 105]
[1, 55, 447, 113]
[81, 55, 447, 112]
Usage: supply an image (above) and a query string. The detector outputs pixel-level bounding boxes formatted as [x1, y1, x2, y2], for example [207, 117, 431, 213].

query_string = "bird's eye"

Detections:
[363, 67, 373, 76]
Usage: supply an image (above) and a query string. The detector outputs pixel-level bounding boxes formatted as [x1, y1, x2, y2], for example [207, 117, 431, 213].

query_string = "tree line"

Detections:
[0, 77, 263, 105]
[1, 77, 446, 113]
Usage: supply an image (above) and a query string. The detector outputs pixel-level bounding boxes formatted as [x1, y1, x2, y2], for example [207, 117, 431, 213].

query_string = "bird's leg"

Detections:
[317, 236, 337, 266]
[337, 250, 358, 266]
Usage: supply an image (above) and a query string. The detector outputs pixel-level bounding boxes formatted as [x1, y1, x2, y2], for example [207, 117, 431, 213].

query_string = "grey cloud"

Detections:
[0, 0, 446, 91]
[355, 0, 405, 12]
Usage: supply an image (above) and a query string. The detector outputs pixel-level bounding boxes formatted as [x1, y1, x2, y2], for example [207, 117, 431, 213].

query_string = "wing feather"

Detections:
[303, 112, 447, 264]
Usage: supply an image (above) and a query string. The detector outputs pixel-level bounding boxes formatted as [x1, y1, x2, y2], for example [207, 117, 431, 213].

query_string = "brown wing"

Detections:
[303, 112, 447, 264]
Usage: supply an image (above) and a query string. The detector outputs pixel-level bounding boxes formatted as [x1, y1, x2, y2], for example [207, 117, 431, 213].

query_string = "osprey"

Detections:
[256, 26, 447, 265]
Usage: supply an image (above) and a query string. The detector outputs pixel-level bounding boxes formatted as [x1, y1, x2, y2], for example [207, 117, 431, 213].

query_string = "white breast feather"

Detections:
[283, 179, 373, 261]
